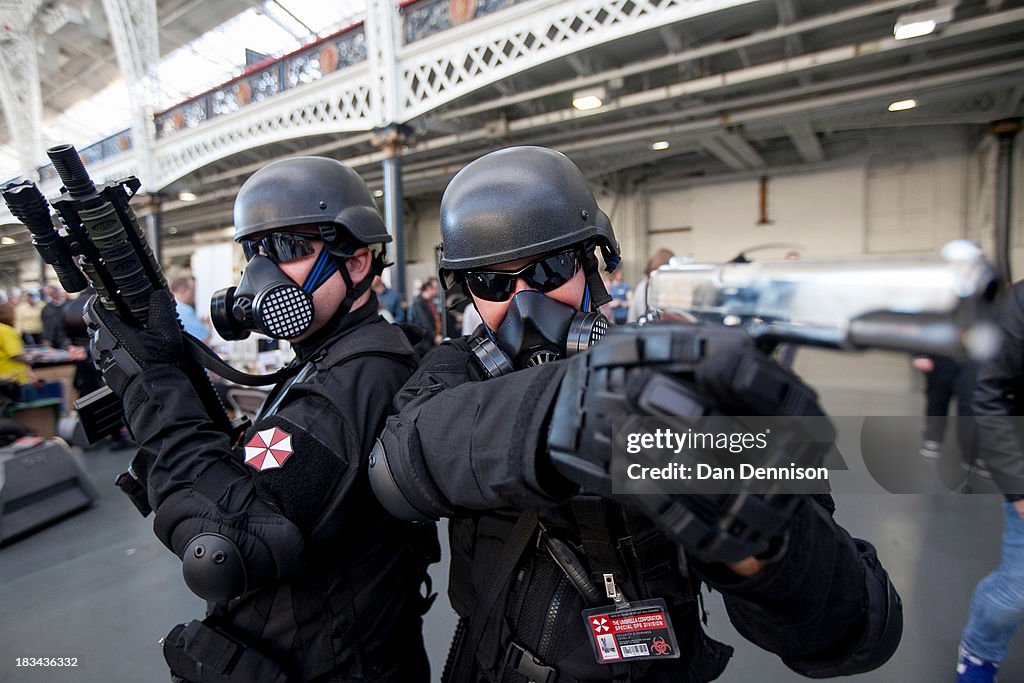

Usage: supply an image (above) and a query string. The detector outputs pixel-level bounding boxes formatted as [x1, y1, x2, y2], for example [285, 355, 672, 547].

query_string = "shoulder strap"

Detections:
[571, 496, 625, 588]
[314, 320, 419, 371]
[449, 510, 539, 682]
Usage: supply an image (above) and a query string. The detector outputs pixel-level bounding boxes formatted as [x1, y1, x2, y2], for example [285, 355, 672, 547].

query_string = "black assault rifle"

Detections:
[0, 144, 263, 515]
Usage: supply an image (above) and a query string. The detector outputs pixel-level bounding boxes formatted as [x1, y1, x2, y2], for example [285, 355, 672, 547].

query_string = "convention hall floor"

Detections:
[1, 348, 1021, 682]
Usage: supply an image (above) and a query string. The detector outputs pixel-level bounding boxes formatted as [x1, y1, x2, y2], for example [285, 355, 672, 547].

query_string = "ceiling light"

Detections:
[0, 237, 15, 245]
[888, 99, 918, 112]
[894, 6, 953, 40]
[178, 191, 197, 202]
[894, 19, 936, 40]
[373, 189, 384, 198]
[167, 226, 179, 235]
[651, 140, 670, 151]
[572, 86, 606, 111]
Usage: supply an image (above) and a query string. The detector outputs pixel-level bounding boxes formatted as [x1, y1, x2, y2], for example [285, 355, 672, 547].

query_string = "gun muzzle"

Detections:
[47, 144, 97, 200]
[1, 180, 88, 292]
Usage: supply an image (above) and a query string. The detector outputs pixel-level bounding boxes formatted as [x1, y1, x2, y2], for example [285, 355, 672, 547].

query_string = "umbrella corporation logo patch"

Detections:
[244, 427, 295, 471]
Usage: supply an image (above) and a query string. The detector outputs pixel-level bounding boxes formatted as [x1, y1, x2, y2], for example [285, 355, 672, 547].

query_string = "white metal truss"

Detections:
[0, 0, 768, 189]
[0, 1, 46, 177]
[396, 0, 758, 121]
[365, 0, 401, 127]
[100, 0, 160, 185]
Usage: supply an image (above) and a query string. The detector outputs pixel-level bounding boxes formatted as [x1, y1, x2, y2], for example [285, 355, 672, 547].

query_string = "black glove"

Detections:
[547, 323, 834, 565]
[86, 290, 184, 397]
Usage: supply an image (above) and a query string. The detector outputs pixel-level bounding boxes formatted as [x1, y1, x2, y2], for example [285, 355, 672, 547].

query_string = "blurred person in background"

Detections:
[607, 267, 632, 324]
[412, 276, 443, 345]
[170, 276, 211, 343]
[373, 275, 405, 323]
[627, 248, 674, 323]
[15, 290, 43, 344]
[911, 355, 975, 462]
[956, 281, 1024, 683]
[39, 285, 87, 362]
[0, 302, 31, 385]
[41, 285, 68, 348]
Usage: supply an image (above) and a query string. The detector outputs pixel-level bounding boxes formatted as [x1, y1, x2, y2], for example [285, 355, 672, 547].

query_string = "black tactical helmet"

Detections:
[234, 156, 390, 246]
[438, 146, 619, 285]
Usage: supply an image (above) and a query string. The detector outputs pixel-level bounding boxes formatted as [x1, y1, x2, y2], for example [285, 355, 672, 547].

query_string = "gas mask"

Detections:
[211, 253, 335, 341]
[471, 291, 609, 378]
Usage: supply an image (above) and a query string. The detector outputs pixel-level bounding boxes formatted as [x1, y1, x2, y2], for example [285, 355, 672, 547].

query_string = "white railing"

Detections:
[2, 0, 756, 195]
[154, 63, 375, 187]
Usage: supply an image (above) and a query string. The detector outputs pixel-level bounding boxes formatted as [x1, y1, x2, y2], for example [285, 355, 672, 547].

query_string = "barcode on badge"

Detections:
[621, 643, 650, 657]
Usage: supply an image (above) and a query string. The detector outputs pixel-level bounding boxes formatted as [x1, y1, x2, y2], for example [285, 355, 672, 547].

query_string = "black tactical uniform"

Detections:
[370, 147, 901, 682]
[974, 280, 1024, 497]
[89, 157, 437, 682]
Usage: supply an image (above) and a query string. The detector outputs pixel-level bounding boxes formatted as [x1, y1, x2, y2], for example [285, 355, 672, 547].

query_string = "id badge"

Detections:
[582, 598, 681, 663]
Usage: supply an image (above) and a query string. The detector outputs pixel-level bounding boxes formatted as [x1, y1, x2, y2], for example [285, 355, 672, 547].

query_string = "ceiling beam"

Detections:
[775, 0, 804, 58]
[716, 131, 766, 168]
[658, 27, 684, 53]
[441, 0, 928, 121]
[786, 119, 825, 163]
[700, 136, 748, 171]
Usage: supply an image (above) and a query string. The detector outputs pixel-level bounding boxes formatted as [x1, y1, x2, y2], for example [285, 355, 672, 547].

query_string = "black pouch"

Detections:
[162, 619, 290, 683]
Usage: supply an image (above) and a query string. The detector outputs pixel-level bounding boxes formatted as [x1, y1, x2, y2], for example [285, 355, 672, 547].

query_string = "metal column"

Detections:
[992, 118, 1021, 285]
[374, 124, 413, 310]
[143, 193, 163, 267]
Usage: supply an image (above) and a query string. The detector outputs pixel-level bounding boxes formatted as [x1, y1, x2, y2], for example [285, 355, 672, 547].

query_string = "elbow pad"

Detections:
[786, 539, 903, 678]
[368, 417, 454, 522]
[154, 488, 304, 603]
[182, 533, 246, 603]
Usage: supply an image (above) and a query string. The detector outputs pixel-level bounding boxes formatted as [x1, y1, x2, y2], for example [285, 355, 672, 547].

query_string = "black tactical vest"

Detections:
[446, 496, 733, 682]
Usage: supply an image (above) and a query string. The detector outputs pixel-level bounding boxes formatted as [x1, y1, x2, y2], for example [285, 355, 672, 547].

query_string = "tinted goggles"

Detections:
[463, 250, 580, 302]
[241, 232, 319, 264]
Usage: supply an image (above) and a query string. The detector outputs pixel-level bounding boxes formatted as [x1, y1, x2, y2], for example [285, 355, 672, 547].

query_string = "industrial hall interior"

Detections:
[0, 0, 1023, 681]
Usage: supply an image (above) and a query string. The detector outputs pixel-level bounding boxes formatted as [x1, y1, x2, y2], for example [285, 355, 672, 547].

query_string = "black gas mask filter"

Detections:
[471, 291, 608, 378]
[211, 247, 338, 341]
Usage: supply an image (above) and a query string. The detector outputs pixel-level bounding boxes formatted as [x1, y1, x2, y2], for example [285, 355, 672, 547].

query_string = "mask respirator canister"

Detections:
[211, 248, 338, 341]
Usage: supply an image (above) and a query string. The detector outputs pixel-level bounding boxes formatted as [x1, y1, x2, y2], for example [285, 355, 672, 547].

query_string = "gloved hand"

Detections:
[547, 323, 834, 565]
[86, 290, 184, 397]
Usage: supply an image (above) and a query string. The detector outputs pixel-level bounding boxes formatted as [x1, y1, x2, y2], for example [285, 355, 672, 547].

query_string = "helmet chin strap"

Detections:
[580, 241, 612, 308]
[301, 247, 339, 294]
[327, 247, 385, 316]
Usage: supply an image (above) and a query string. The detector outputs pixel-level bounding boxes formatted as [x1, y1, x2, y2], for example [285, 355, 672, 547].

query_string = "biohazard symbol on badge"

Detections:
[591, 617, 610, 633]
[651, 636, 672, 656]
[244, 427, 294, 471]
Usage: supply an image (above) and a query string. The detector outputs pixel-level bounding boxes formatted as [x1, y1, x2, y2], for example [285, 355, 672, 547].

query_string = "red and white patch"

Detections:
[244, 427, 294, 471]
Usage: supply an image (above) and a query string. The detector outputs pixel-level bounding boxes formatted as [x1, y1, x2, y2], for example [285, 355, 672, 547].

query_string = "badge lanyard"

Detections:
[581, 573, 681, 664]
